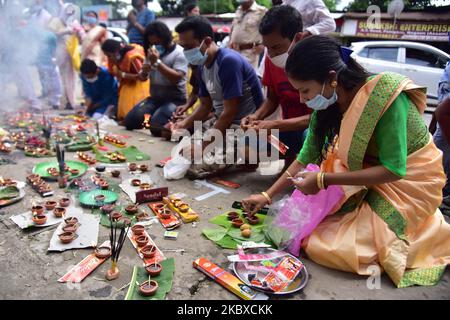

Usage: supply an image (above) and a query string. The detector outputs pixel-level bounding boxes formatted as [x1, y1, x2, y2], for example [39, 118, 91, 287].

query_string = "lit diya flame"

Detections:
[142, 114, 151, 128]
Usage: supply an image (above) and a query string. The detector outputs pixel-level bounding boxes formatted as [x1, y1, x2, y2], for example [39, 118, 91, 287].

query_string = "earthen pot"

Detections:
[101, 204, 115, 215]
[247, 215, 260, 225]
[139, 183, 151, 190]
[227, 212, 239, 221]
[94, 194, 105, 203]
[145, 263, 162, 277]
[32, 214, 47, 225]
[62, 224, 78, 233]
[131, 179, 141, 187]
[59, 231, 75, 244]
[125, 205, 138, 215]
[32, 205, 44, 215]
[70, 169, 79, 176]
[111, 170, 121, 178]
[139, 164, 148, 172]
[99, 181, 109, 190]
[131, 224, 145, 236]
[178, 203, 189, 213]
[44, 201, 57, 211]
[64, 217, 78, 226]
[27, 174, 40, 183]
[140, 245, 156, 259]
[136, 235, 149, 247]
[128, 163, 138, 172]
[231, 218, 244, 228]
[94, 246, 111, 259]
[154, 203, 164, 211]
[53, 207, 66, 218]
[59, 198, 70, 207]
[136, 212, 151, 221]
[139, 280, 158, 296]
[120, 217, 132, 227]
[160, 210, 171, 220]
[110, 211, 122, 221]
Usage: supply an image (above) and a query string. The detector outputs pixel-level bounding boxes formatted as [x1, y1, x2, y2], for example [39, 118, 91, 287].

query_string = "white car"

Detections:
[351, 41, 450, 105]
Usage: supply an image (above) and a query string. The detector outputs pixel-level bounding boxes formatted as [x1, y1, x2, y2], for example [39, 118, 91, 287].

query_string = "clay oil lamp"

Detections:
[99, 181, 109, 190]
[96, 165, 106, 173]
[139, 280, 158, 297]
[117, 154, 126, 162]
[231, 218, 244, 228]
[140, 245, 156, 259]
[131, 224, 145, 236]
[160, 209, 172, 220]
[154, 203, 164, 213]
[101, 204, 115, 215]
[125, 204, 138, 215]
[27, 174, 40, 183]
[94, 246, 111, 259]
[145, 263, 162, 277]
[139, 183, 151, 190]
[53, 207, 66, 218]
[50, 171, 59, 177]
[227, 212, 239, 221]
[139, 164, 148, 172]
[111, 170, 121, 178]
[64, 217, 78, 226]
[62, 224, 78, 233]
[45, 200, 57, 211]
[136, 212, 151, 221]
[32, 214, 47, 225]
[247, 215, 260, 225]
[178, 203, 190, 213]
[131, 179, 141, 187]
[128, 163, 138, 172]
[94, 194, 105, 204]
[59, 197, 70, 207]
[136, 235, 149, 247]
[110, 211, 122, 221]
[31, 205, 44, 215]
[171, 198, 182, 207]
[109, 154, 118, 162]
[73, 178, 82, 187]
[120, 217, 132, 227]
[59, 231, 75, 244]
[70, 169, 79, 176]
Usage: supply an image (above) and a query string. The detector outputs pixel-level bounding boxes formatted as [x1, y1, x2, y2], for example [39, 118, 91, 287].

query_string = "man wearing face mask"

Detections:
[229, 0, 267, 71]
[127, 0, 155, 46]
[174, 16, 264, 178]
[80, 59, 118, 119]
[124, 21, 188, 133]
[81, 11, 107, 66]
[241, 6, 311, 164]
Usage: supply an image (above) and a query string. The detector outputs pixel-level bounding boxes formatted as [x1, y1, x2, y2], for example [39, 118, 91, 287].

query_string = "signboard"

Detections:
[81, 5, 112, 23]
[355, 19, 450, 42]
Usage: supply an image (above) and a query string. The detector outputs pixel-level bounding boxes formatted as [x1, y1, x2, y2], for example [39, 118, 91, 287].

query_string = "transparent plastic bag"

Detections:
[264, 164, 344, 256]
[163, 137, 192, 180]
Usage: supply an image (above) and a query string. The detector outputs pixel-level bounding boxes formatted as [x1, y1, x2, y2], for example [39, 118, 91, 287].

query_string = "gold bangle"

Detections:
[316, 172, 322, 190]
[261, 191, 272, 205]
[321, 172, 326, 189]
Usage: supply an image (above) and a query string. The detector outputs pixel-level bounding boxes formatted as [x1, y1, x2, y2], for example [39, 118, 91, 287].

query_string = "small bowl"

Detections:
[136, 235, 149, 247]
[139, 183, 151, 190]
[110, 211, 122, 221]
[227, 212, 239, 221]
[160, 210, 171, 220]
[101, 204, 115, 214]
[59, 231, 75, 244]
[62, 224, 78, 233]
[139, 164, 148, 172]
[94, 194, 105, 203]
[131, 224, 145, 236]
[139, 280, 158, 296]
[32, 214, 47, 225]
[120, 217, 132, 226]
[231, 218, 244, 228]
[140, 245, 156, 259]
[178, 203, 189, 213]
[31, 205, 44, 215]
[70, 169, 79, 176]
[247, 215, 260, 225]
[64, 217, 78, 226]
[125, 205, 138, 215]
[131, 179, 141, 187]
[145, 263, 162, 277]
[129, 163, 138, 172]
[99, 181, 109, 190]
[44, 201, 57, 211]
[59, 198, 70, 208]
[94, 246, 111, 259]
[53, 207, 66, 218]
[111, 170, 121, 178]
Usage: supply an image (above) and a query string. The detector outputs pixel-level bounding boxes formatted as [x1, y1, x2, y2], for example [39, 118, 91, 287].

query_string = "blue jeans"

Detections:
[124, 97, 185, 130]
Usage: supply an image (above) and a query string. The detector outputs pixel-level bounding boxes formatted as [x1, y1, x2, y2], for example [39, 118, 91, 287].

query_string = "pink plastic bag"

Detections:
[265, 164, 344, 256]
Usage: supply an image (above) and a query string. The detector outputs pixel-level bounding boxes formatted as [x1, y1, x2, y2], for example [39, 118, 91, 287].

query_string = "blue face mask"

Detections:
[305, 82, 338, 111]
[85, 16, 98, 25]
[155, 45, 166, 56]
[183, 40, 208, 66]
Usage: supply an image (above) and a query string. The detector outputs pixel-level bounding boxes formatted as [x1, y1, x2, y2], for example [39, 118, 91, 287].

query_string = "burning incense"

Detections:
[105, 215, 131, 281]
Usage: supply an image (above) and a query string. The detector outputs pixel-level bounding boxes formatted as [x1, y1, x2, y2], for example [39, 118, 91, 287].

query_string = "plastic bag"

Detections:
[163, 137, 192, 180]
[264, 164, 344, 256]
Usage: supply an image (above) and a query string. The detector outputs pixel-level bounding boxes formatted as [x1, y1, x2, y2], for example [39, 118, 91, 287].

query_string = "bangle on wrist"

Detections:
[316, 172, 326, 190]
[261, 191, 272, 205]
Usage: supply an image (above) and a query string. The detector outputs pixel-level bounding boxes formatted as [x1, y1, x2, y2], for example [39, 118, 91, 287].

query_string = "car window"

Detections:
[405, 48, 439, 68]
[366, 47, 398, 62]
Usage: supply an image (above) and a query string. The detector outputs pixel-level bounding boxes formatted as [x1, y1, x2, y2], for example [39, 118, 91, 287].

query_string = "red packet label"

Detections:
[58, 241, 110, 283]
[211, 179, 241, 189]
[148, 202, 181, 230]
[268, 135, 289, 155]
[128, 230, 165, 266]
[262, 257, 303, 292]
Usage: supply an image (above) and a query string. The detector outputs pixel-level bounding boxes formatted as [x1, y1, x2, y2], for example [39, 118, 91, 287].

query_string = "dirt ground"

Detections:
[0, 75, 448, 301]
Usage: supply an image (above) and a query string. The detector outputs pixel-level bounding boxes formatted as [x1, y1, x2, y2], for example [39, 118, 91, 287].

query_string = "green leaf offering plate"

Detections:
[79, 189, 118, 208]
[32, 160, 88, 181]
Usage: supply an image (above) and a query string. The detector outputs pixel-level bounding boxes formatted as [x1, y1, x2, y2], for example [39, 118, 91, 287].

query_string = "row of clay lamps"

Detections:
[130, 179, 152, 190]
[169, 198, 190, 213]
[31, 197, 70, 226]
[104, 135, 126, 147]
[27, 174, 52, 194]
[0, 178, 17, 187]
[128, 163, 148, 172]
[76, 151, 96, 165]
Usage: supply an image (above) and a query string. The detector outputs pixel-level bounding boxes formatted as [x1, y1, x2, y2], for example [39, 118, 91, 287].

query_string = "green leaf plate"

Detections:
[79, 189, 118, 208]
[32, 160, 88, 181]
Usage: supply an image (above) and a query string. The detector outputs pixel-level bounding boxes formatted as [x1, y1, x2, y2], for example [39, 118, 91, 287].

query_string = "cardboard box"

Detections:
[193, 257, 268, 300]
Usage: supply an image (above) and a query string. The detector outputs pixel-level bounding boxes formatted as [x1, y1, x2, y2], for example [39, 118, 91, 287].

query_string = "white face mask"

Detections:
[269, 52, 288, 69]
[85, 76, 98, 83]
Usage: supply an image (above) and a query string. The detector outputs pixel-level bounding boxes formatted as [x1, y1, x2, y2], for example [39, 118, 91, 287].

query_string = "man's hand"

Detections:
[128, 11, 137, 25]
[240, 114, 258, 130]
[173, 119, 188, 131]
[147, 47, 159, 65]
[247, 120, 276, 132]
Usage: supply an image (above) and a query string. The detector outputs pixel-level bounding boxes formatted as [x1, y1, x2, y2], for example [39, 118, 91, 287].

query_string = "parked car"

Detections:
[107, 27, 129, 44]
[351, 41, 450, 105]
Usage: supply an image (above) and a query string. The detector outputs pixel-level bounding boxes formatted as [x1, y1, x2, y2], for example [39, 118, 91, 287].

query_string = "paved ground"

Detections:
[0, 74, 448, 300]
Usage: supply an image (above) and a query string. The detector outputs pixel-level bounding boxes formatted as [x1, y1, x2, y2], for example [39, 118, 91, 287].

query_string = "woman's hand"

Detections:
[291, 172, 320, 195]
[242, 194, 268, 214]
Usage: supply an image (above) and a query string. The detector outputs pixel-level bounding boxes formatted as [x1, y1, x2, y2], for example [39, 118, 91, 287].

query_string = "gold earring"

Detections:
[331, 81, 338, 88]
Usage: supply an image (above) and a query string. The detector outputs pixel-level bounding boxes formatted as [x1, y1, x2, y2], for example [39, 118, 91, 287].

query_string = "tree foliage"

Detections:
[346, 0, 433, 12]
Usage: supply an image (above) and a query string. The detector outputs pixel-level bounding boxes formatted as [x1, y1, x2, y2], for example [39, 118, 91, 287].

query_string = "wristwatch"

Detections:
[152, 59, 162, 70]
